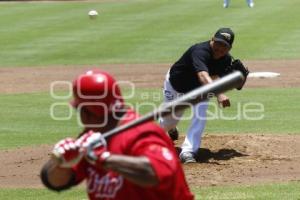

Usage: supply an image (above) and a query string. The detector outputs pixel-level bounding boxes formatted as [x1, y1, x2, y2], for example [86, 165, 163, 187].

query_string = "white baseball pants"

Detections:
[159, 72, 208, 154]
[223, 0, 254, 7]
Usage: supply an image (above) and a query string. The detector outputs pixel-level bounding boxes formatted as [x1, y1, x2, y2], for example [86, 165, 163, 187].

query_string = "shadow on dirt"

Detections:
[175, 147, 248, 163]
[196, 148, 248, 162]
[195, 148, 248, 162]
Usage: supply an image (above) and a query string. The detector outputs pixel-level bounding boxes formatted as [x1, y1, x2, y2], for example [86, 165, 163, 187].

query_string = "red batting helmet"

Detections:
[71, 69, 124, 117]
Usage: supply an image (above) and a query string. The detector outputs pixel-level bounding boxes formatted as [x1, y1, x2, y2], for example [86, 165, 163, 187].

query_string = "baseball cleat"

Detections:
[248, 2, 254, 7]
[168, 128, 179, 141]
[180, 152, 196, 164]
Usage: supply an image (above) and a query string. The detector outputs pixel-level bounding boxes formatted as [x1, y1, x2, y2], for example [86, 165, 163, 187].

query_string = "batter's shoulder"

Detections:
[136, 121, 167, 137]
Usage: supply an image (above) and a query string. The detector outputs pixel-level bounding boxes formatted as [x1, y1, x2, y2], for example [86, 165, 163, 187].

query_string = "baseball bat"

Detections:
[103, 71, 244, 139]
[84, 71, 244, 160]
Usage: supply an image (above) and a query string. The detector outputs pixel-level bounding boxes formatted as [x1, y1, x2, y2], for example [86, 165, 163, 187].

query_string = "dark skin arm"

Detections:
[103, 155, 158, 187]
[42, 154, 158, 190]
[41, 157, 75, 190]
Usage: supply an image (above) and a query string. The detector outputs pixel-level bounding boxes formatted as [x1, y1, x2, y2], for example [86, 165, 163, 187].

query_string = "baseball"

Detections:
[88, 10, 98, 19]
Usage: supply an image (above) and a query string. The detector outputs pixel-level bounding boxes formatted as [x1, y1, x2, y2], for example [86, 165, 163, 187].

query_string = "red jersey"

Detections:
[73, 109, 194, 200]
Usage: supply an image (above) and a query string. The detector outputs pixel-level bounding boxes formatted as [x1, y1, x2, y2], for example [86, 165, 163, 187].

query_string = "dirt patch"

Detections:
[181, 134, 300, 187]
[0, 135, 299, 188]
[0, 145, 52, 188]
[243, 60, 300, 88]
[0, 60, 300, 94]
[0, 64, 169, 94]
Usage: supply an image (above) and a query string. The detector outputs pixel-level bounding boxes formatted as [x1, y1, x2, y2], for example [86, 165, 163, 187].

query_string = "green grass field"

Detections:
[0, 181, 300, 200]
[1, 88, 300, 149]
[0, 0, 300, 67]
[0, 0, 299, 199]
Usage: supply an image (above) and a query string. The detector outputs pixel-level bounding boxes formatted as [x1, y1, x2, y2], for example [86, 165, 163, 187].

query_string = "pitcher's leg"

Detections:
[246, 0, 254, 7]
[159, 109, 184, 132]
[159, 77, 184, 132]
[223, 0, 229, 8]
[180, 101, 208, 162]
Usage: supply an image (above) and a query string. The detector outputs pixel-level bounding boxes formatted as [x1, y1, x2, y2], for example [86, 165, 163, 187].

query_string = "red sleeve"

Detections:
[71, 160, 88, 185]
[129, 132, 179, 187]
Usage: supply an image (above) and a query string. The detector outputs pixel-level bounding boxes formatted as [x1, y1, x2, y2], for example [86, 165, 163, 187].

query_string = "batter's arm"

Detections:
[40, 158, 76, 191]
[103, 155, 159, 187]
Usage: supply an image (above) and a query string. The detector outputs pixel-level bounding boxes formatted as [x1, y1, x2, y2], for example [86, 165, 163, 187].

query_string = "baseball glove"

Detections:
[231, 59, 249, 90]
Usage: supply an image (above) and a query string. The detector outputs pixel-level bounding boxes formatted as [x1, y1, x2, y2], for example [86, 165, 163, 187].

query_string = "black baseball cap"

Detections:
[213, 28, 235, 48]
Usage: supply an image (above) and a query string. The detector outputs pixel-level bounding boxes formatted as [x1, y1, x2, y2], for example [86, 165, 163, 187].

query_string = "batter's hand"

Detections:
[77, 131, 110, 166]
[217, 94, 230, 108]
[52, 138, 83, 168]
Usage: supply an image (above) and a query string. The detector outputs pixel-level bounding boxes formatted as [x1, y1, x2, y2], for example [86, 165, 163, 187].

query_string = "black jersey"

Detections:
[169, 41, 232, 93]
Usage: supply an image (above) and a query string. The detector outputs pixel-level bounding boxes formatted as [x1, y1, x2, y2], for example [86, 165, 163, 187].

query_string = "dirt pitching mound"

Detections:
[181, 134, 300, 186]
[0, 135, 299, 188]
